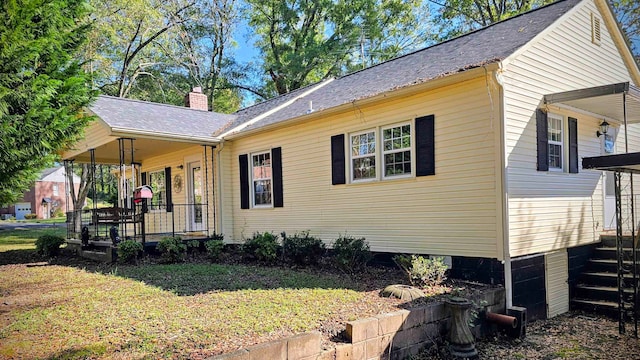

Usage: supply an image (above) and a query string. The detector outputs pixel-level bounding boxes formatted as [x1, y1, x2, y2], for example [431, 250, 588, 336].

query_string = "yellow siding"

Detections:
[62, 120, 114, 160]
[502, 0, 640, 256]
[545, 250, 569, 318]
[141, 146, 217, 235]
[221, 77, 501, 258]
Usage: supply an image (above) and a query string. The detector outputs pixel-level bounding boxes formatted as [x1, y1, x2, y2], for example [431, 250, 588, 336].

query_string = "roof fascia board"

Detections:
[595, 0, 640, 86]
[223, 65, 497, 141]
[500, 0, 581, 69]
[110, 127, 220, 145]
[218, 78, 335, 138]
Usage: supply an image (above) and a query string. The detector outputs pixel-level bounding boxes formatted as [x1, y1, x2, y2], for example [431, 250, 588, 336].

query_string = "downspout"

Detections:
[494, 65, 513, 308]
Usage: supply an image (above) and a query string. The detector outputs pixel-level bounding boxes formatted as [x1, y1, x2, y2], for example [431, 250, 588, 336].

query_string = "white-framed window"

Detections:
[148, 170, 166, 210]
[252, 151, 272, 207]
[382, 123, 412, 178]
[547, 113, 564, 171]
[350, 130, 377, 181]
[52, 184, 59, 196]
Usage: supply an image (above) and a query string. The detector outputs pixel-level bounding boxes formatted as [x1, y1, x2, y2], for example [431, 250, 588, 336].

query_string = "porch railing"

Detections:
[66, 203, 210, 244]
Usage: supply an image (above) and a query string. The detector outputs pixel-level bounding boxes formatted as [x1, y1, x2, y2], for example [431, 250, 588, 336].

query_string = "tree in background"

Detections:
[245, 0, 428, 97]
[612, 0, 640, 58]
[0, 0, 96, 204]
[430, 0, 554, 41]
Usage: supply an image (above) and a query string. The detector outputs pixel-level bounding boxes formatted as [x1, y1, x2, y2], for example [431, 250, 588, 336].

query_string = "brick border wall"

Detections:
[209, 288, 505, 360]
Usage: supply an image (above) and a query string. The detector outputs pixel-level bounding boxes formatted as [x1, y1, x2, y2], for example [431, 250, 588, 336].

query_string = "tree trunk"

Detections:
[66, 163, 92, 236]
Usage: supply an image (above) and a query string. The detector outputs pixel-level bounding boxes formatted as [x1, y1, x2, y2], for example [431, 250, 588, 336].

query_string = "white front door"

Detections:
[187, 161, 204, 232]
[603, 130, 616, 230]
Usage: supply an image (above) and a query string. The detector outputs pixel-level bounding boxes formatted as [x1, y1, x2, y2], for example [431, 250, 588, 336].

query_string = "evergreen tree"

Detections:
[0, 0, 96, 204]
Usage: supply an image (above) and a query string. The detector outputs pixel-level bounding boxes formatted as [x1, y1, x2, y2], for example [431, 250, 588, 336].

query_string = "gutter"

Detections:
[110, 127, 221, 145]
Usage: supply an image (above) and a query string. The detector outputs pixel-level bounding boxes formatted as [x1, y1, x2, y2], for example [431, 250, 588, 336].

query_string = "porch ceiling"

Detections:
[544, 82, 640, 124]
[68, 137, 208, 164]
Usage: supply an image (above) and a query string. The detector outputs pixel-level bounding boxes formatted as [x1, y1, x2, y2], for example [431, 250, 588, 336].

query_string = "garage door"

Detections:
[15, 202, 31, 220]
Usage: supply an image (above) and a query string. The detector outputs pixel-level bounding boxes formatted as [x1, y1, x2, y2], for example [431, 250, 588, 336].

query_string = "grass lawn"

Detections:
[0, 228, 406, 359]
[0, 227, 66, 252]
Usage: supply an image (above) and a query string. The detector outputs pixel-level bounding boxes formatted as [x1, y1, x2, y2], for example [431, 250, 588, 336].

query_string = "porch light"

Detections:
[597, 120, 610, 137]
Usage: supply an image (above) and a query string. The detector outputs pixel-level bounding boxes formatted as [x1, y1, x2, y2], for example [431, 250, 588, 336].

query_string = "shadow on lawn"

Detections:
[0, 249, 45, 265]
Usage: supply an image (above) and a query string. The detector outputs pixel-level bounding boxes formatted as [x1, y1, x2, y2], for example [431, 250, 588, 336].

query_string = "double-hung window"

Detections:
[547, 113, 564, 170]
[382, 124, 412, 178]
[148, 170, 166, 209]
[350, 131, 377, 181]
[252, 152, 272, 207]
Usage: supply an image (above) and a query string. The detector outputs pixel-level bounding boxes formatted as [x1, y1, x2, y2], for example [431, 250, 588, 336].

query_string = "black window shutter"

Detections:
[239, 154, 250, 209]
[141, 172, 148, 213]
[164, 167, 172, 212]
[272, 147, 284, 207]
[568, 117, 578, 173]
[331, 134, 346, 185]
[536, 109, 549, 171]
[415, 115, 435, 176]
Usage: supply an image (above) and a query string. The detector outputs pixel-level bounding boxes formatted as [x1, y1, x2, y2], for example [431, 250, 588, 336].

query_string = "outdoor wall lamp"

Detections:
[597, 120, 610, 137]
[177, 164, 184, 169]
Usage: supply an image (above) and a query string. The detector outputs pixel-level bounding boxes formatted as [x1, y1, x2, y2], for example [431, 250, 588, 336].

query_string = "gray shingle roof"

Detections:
[89, 95, 236, 140]
[227, 0, 581, 136]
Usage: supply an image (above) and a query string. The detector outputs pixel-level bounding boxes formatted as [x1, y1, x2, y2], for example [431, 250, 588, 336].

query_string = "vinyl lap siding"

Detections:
[503, 0, 637, 256]
[224, 77, 501, 258]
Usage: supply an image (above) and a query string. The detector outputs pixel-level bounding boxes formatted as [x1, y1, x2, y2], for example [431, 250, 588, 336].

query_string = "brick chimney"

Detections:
[185, 87, 208, 111]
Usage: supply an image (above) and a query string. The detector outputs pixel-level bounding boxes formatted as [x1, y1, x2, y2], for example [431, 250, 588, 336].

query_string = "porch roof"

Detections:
[544, 82, 640, 124]
[89, 95, 235, 141]
[583, 152, 640, 174]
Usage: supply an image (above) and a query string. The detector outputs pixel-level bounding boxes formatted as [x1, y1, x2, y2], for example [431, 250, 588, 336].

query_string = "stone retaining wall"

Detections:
[209, 288, 505, 360]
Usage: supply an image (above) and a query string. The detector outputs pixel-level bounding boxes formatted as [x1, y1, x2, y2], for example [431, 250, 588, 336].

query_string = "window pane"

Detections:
[254, 179, 272, 205]
[149, 171, 166, 208]
[549, 144, 562, 168]
[353, 156, 376, 180]
[383, 125, 411, 177]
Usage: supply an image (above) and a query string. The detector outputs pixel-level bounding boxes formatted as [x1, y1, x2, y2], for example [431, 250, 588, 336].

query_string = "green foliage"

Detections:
[612, 0, 640, 57]
[0, 0, 96, 204]
[204, 239, 225, 260]
[35, 234, 65, 257]
[52, 208, 65, 218]
[156, 236, 186, 263]
[393, 254, 447, 287]
[246, 0, 426, 96]
[243, 232, 280, 263]
[332, 235, 372, 272]
[282, 231, 326, 265]
[24, 214, 38, 220]
[187, 239, 201, 253]
[117, 239, 143, 264]
[432, 0, 553, 41]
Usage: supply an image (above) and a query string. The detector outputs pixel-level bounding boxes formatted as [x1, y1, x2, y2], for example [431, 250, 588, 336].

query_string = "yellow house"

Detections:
[62, 0, 640, 322]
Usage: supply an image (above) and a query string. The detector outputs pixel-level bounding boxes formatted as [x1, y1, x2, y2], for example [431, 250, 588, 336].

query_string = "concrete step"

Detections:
[574, 284, 635, 303]
[571, 298, 619, 318]
[581, 271, 638, 287]
[587, 259, 640, 273]
[593, 247, 637, 259]
[600, 235, 637, 249]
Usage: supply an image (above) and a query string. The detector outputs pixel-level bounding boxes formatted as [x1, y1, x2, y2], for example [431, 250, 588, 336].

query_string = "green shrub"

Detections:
[209, 233, 224, 241]
[243, 232, 280, 263]
[24, 213, 37, 220]
[187, 239, 201, 253]
[157, 236, 186, 263]
[35, 234, 65, 257]
[332, 235, 372, 272]
[117, 240, 143, 264]
[52, 208, 65, 218]
[205, 239, 225, 260]
[282, 231, 325, 265]
[393, 254, 448, 287]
